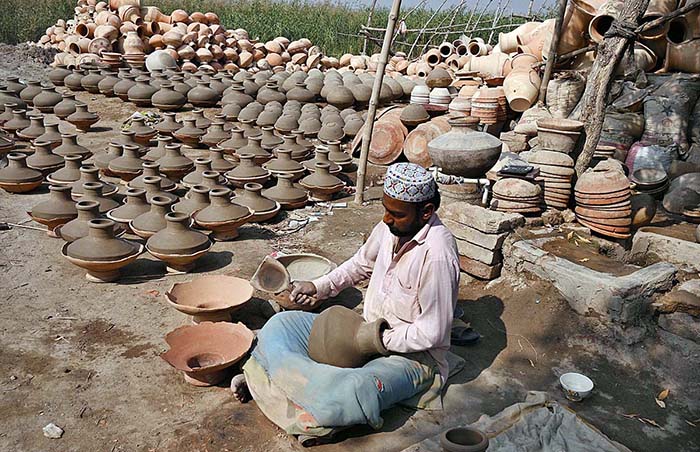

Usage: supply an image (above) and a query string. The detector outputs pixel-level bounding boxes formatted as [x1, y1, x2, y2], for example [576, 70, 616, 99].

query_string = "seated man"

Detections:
[232, 163, 460, 439]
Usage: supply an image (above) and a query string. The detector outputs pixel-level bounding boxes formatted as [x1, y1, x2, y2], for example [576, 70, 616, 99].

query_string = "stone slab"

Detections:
[506, 237, 677, 324]
[630, 229, 700, 273]
[456, 238, 502, 266]
[443, 218, 510, 250]
[458, 255, 502, 280]
[658, 311, 700, 344]
[440, 202, 525, 234]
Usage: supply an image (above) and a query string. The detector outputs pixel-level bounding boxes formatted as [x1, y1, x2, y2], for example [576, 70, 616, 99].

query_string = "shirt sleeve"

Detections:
[311, 223, 384, 300]
[381, 256, 459, 353]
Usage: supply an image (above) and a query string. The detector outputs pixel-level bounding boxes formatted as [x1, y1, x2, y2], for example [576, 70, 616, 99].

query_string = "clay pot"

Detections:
[439, 427, 489, 452]
[326, 140, 353, 168]
[27, 141, 63, 175]
[165, 276, 253, 324]
[152, 82, 187, 111]
[48, 65, 72, 87]
[259, 126, 284, 151]
[56, 200, 116, 242]
[219, 127, 248, 155]
[62, 218, 142, 282]
[130, 195, 175, 239]
[318, 121, 345, 143]
[233, 183, 280, 222]
[156, 144, 194, 180]
[147, 212, 212, 272]
[128, 162, 176, 192]
[71, 165, 118, 198]
[0, 102, 18, 126]
[263, 149, 305, 180]
[173, 118, 204, 147]
[188, 80, 220, 108]
[201, 121, 229, 147]
[400, 104, 430, 127]
[224, 153, 270, 188]
[273, 134, 310, 161]
[113, 74, 137, 101]
[160, 321, 254, 386]
[428, 118, 502, 178]
[27, 185, 78, 235]
[127, 76, 158, 107]
[174, 185, 210, 216]
[1, 109, 30, 136]
[32, 86, 63, 114]
[261, 173, 307, 209]
[81, 182, 120, 213]
[236, 136, 271, 165]
[499, 22, 541, 53]
[536, 118, 584, 154]
[19, 80, 42, 106]
[308, 305, 388, 368]
[0, 152, 43, 193]
[108, 144, 144, 181]
[182, 157, 214, 188]
[193, 188, 252, 241]
[66, 103, 99, 132]
[155, 113, 182, 137]
[93, 143, 123, 176]
[123, 30, 145, 55]
[127, 118, 156, 146]
[106, 188, 150, 230]
[503, 67, 541, 112]
[47, 154, 84, 184]
[16, 115, 45, 142]
[36, 122, 63, 149]
[326, 85, 354, 109]
[97, 70, 121, 97]
[208, 147, 235, 172]
[299, 162, 345, 201]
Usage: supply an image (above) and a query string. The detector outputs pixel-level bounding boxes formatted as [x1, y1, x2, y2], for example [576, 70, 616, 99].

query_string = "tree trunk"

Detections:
[574, 0, 651, 176]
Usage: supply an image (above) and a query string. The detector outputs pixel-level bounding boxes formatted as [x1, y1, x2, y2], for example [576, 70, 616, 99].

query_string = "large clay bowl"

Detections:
[165, 275, 254, 323]
[575, 168, 630, 195]
[160, 321, 254, 386]
[276, 253, 337, 282]
[367, 120, 404, 165]
[61, 242, 143, 282]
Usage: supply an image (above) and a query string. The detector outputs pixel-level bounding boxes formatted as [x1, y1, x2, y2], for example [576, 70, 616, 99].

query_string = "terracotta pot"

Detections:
[423, 48, 442, 67]
[0, 152, 42, 193]
[156, 143, 194, 180]
[130, 195, 174, 238]
[66, 103, 99, 132]
[108, 144, 144, 181]
[499, 22, 541, 53]
[107, 187, 149, 229]
[224, 153, 270, 188]
[146, 212, 211, 272]
[201, 121, 229, 147]
[536, 118, 584, 153]
[62, 218, 142, 282]
[467, 38, 490, 56]
[71, 164, 118, 198]
[263, 148, 305, 180]
[193, 188, 252, 241]
[236, 136, 272, 165]
[520, 19, 555, 61]
[503, 67, 541, 112]
[308, 305, 388, 368]
[261, 172, 307, 209]
[1, 109, 29, 136]
[208, 147, 235, 173]
[428, 118, 501, 178]
[641, 0, 675, 39]
[127, 76, 157, 107]
[182, 157, 213, 187]
[48, 65, 72, 87]
[165, 276, 253, 324]
[559, 0, 598, 55]
[589, 0, 624, 43]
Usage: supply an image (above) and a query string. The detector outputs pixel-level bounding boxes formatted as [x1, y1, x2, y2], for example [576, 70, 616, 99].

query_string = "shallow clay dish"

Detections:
[165, 275, 254, 323]
[160, 322, 254, 386]
[277, 253, 337, 282]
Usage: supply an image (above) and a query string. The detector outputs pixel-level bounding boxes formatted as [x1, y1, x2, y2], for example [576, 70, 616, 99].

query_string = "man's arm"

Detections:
[382, 256, 459, 353]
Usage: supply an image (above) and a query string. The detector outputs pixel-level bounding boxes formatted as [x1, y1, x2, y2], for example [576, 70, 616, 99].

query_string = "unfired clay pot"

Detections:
[165, 275, 254, 323]
[146, 212, 212, 272]
[174, 185, 210, 216]
[130, 195, 175, 239]
[193, 188, 252, 241]
[62, 218, 143, 282]
[108, 144, 145, 181]
[47, 154, 83, 184]
[173, 118, 205, 147]
[54, 93, 78, 119]
[209, 147, 236, 172]
[66, 103, 99, 132]
[33, 86, 63, 114]
[54, 133, 91, 159]
[308, 305, 389, 368]
[263, 149, 305, 180]
[81, 181, 120, 213]
[107, 188, 150, 232]
[128, 162, 176, 192]
[233, 183, 280, 222]
[156, 144, 194, 180]
[57, 200, 124, 243]
[262, 172, 308, 209]
[224, 153, 270, 188]
[152, 82, 187, 111]
[0, 152, 43, 193]
[28, 184, 78, 235]
[27, 141, 64, 175]
[299, 162, 345, 201]
[155, 112, 182, 137]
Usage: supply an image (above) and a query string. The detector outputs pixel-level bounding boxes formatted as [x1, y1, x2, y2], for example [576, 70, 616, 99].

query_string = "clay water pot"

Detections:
[56, 200, 117, 243]
[174, 185, 210, 216]
[71, 165, 118, 198]
[536, 118, 584, 154]
[0, 152, 43, 193]
[123, 31, 145, 55]
[263, 149, 305, 180]
[257, 81, 287, 105]
[238, 118, 261, 139]
[219, 127, 248, 155]
[209, 147, 235, 172]
[19, 80, 42, 106]
[33, 86, 63, 114]
[503, 67, 541, 112]
[36, 122, 63, 149]
[142, 175, 179, 203]
[47, 154, 84, 184]
[308, 305, 389, 368]
[62, 218, 143, 282]
[146, 212, 212, 272]
[67, 103, 99, 132]
[1, 109, 30, 136]
[113, 74, 138, 101]
[81, 182, 120, 213]
[0, 91, 24, 113]
[27, 184, 78, 235]
[262, 173, 308, 209]
[499, 22, 541, 53]
[273, 114, 299, 135]
[325, 85, 354, 109]
[589, 0, 624, 43]
[108, 144, 145, 181]
[428, 118, 502, 177]
[326, 140, 353, 168]
[273, 134, 309, 161]
[193, 188, 253, 241]
[303, 147, 341, 174]
[318, 121, 345, 143]
[201, 121, 229, 147]
[2, 77, 24, 96]
[224, 153, 271, 188]
[233, 183, 280, 222]
[160, 321, 254, 386]
[259, 126, 283, 151]
[128, 162, 176, 192]
[188, 80, 220, 108]
[439, 427, 489, 452]
[127, 77, 158, 107]
[155, 113, 182, 137]
[80, 70, 105, 94]
[237, 136, 272, 166]
[107, 188, 150, 231]
[0, 103, 18, 126]
[130, 195, 175, 239]
[16, 115, 45, 142]
[182, 157, 214, 188]
[152, 82, 186, 111]
[299, 162, 345, 201]
[27, 141, 63, 175]
[165, 275, 254, 324]
[192, 109, 212, 130]
[129, 117, 157, 145]
[93, 143, 123, 177]
[54, 133, 90, 159]
[222, 85, 254, 109]
[156, 144, 194, 180]
[173, 118, 204, 147]
[558, 0, 597, 55]
[48, 65, 72, 87]
[64, 70, 86, 92]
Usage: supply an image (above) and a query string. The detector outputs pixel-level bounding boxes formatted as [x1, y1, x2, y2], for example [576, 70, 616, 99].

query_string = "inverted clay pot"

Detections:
[193, 188, 253, 241]
[146, 212, 212, 273]
[164, 275, 254, 323]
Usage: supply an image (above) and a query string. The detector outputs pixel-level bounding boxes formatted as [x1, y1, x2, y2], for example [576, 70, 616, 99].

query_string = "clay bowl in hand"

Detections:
[165, 275, 254, 323]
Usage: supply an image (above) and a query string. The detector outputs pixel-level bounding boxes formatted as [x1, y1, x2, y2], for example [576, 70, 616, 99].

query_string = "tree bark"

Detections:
[574, 0, 651, 176]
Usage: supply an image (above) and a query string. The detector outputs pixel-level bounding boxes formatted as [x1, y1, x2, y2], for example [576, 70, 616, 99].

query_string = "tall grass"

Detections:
[0, 0, 541, 56]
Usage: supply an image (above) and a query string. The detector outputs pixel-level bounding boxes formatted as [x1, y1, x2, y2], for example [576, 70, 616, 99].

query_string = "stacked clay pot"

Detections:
[490, 178, 543, 215]
[526, 150, 575, 210]
[574, 162, 632, 239]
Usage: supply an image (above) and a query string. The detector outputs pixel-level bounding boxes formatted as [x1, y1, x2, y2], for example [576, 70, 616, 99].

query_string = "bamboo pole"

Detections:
[355, 0, 403, 205]
[362, 0, 379, 55]
[537, 0, 566, 104]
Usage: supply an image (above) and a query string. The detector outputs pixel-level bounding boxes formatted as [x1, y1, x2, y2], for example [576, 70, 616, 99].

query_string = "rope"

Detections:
[604, 20, 638, 40]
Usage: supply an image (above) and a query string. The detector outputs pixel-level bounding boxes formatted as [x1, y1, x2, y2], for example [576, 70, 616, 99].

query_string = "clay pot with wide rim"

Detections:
[146, 212, 212, 272]
[48, 65, 72, 87]
[193, 188, 253, 241]
[47, 154, 83, 185]
[0, 152, 43, 193]
[503, 67, 541, 112]
[27, 141, 64, 175]
[36, 122, 63, 149]
[299, 162, 345, 201]
[33, 86, 63, 114]
[93, 143, 123, 177]
[156, 144, 194, 180]
[56, 200, 123, 243]
[129, 117, 157, 145]
[106, 188, 150, 232]
[19, 80, 42, 106]
[262, 173, 308, 209]
[114, 74, 138, 101]
[27, 185, 78, 235]
[128, 162, 176, 192]
[151, 81, 186, 111]
[81, 182, 120, 213]
[224, 153, 270, 188]
[173, 118, 204, 147]
[233, 182, 280, 222]
[61, 218, 143, 283]
[160, 321, 254, 386]
[1, 109, 30, 137]
[142, 175, 179, 203]
[428, 117, 502, 178]
[165, 275, 254, 324]
[71, 165, 118, 198]
[263, 148, 305, 180]
[201, 121, 229, 148]
[127, 76, 158, 107]
[16, 115, 45, 142]
[174, 185, 210, 216]
[182, 157, 215, 188]
[188, 80, 220, 108]
[108, 144, 145, 181]
[209, 147, 235, 172]
[536, 118, 584, 154]
[66, 103, 99, 132]
[155, 113, 182, 137]
[54, 133, 91, 159]
[130, 195, 175, 239]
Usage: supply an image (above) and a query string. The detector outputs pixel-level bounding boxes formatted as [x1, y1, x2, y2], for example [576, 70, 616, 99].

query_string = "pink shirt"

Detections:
[312, 213, 460, 382]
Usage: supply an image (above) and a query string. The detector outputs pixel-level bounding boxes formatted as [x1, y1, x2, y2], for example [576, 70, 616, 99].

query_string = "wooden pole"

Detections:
[362, 0, 379, 55]
[574, 0, 651, 175]
[538, 0, 566, 104]
[355, 0, 403, 205]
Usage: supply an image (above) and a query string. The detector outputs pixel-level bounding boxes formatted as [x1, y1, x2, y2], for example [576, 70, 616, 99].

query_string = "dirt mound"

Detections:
[0, 43, 57, 82]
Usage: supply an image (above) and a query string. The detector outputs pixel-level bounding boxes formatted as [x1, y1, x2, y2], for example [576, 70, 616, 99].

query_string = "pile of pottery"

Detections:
[536, 118, 584, 154]
[526, 150, 575, 210]
[574, 162, 632, 239]
[471, 87, 508, 124]
[490, 178, 543, 214]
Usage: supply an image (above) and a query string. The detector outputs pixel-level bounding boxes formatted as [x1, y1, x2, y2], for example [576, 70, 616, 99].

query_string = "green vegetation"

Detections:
[0, 0, 541, 56]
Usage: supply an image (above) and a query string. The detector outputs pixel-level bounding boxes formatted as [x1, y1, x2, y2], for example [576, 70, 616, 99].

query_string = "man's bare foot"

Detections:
[230, 374, 251, 403]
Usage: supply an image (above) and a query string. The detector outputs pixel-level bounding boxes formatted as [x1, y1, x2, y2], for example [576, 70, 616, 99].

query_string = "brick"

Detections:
[456, 238, 502, 266]
[440, 202, 525, 234]
[458, 255, 502, 280]
[443, 219, 509, 250]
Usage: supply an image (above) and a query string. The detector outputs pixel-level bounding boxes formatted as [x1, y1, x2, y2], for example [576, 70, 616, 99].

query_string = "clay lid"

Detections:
[165, 275, 254, 315]
[536, 118, 584, 132]
[527, 150, 574, 168]
[400, 104, 430, 126]
[492, 178, 541, 199]
[575, 167, 630, 195]
[161, 321, 254, 373]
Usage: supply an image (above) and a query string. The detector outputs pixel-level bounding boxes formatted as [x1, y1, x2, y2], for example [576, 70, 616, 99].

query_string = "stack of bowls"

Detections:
[429, 87, 452, 107]
[536, 118, 584, 154]
[100, 52, 123, 70]
[471, 87, 506, 125]
[527, 150, 575, 210]
[490, 178, 543, 214]
[574, 163, 631, 239]
[630, 167, 668, 199]
[410, 85, 430, 105]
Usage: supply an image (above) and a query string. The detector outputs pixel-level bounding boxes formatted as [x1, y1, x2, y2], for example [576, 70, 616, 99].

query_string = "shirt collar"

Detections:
[391, 213, 437, 256]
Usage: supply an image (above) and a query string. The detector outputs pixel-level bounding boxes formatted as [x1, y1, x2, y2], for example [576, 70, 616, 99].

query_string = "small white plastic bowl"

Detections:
[560, 372, 594, 401]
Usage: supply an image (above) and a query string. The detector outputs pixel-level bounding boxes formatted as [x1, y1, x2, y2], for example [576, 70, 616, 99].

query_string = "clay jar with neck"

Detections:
[224, 153, 270, 188]
[308, 305, 389, 368]
[128, 162, 176, 192]
[0, 152, 43, 193]
[57, 200, 115, 242]
[209, 146, 235, 172]
[28, 184, 79, 235]
[262, 173, 308, 209]
[201, 121, 229, 148]
[130, 195, 175, 239]
[49, 65, 71, 87]
[114, 73, 138, 101]
[19, 80, 42, 106]
[182, 157, 214, 188]
[188, 80, 220, 108]
[66, 103, 99, 132]
[174, 185, 211, 216]
[299, 162, 345, 201]
[81, 181, 120, 213]
[54, 133, 91, 159]
[128, 76, 158, 107]
[33, 86, 63, 113]
[27, 141, 64, 175]
[303, 147, 341, 174]
[129, 117, 157, 145]
[17, 115, 45, 142]
[146, 212, 212, 272]
[107, 188, 150, 231]
[108, 144, 145, 181]
[155, 112, 182, 137]
[1, 109, 30, 136]
[54, 93, 78, 119]
[144, 135, 174, 161]
[71, 165, 118, 198]
[156, 144, 194, 180]
[36, 122, 63, 149]
[263, 149, 305, 180]
[427, 117, 501, 178]
[47, 154, 83, 184]
[326, 140, 353, 167]
[143, 175, 179, 203]
[64, 69, 86, 92]
[233, 183, 280, 222]
[173, 118, 204, 147]
[274, 134, 309, 161]
[219, 127, 248, 156]
[193, 188, 252, 241]
[62, 218, 142, 283]
[152, 81, 187, 111]
[259, 126, 283, 151]
[94, 143, 122, 177]
[237, 136, 271, 166]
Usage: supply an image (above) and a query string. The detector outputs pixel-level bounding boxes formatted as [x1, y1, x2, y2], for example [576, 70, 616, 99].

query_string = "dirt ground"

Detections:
[1, 45, 699, 451]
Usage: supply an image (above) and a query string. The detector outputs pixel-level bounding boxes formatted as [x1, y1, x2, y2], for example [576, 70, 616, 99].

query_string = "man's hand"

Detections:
[289, 281, 318, 306]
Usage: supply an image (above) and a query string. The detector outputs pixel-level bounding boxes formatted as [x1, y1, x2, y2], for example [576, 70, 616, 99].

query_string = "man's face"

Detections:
[382, 194, 423, 237]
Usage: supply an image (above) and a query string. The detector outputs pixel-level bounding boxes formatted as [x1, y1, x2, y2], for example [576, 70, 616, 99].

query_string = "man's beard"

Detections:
[388, 221, 420, 237]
